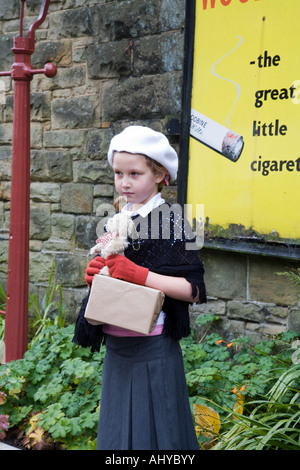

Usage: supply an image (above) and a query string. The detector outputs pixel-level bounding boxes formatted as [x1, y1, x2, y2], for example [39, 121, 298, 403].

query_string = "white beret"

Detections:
[107, 126, 178, 181]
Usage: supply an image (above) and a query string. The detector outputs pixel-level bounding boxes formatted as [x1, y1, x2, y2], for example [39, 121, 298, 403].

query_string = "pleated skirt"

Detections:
[97, 334, 199, 450]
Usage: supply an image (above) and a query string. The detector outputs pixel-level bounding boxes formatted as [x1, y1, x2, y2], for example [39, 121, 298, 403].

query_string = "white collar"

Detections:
[121, 192, 165, 218]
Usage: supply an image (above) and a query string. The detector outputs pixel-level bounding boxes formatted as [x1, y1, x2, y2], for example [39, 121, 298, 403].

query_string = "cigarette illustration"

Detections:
[190, 108, 244, 162]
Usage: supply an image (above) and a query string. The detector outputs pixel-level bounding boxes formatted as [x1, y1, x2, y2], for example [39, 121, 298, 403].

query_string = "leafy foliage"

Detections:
[0, 304, 299, 450]
[212, 364, 300, 450]
[180, 325, 300, 449]
[0, 325, 105, 450]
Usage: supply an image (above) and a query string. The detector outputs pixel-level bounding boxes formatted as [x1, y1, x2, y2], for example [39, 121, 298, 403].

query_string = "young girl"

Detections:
[74, 126, 206, 450]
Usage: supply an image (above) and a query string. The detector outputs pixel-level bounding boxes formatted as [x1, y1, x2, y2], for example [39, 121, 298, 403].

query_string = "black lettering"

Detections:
[252, 119, 287, 136]
[279, 89, 288, 100]
[252, 120, 260, 136]
[290, 85, 296, 99]
[257, 51, 281, 68]
[270, 161, 278, 172]
[262, 160, 270, 175]
[250, 157, 300, 174]
[279, 160, 287, 171]
[255, 90, 264, 108]
[286, 161, 295, 171]
[257, 156, 262, 171]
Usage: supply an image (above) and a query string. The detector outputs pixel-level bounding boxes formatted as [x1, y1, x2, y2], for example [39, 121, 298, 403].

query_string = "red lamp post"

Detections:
[0, 0, 57, 363]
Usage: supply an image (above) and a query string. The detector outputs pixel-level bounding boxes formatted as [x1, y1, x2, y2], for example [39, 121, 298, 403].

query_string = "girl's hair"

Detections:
[143, 155, 167, 192]
[113, 153, 167, 211]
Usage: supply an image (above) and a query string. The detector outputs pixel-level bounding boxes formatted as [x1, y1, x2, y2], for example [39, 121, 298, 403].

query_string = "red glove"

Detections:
[106, 255, 149, 286]
[85, 256, 106, 285]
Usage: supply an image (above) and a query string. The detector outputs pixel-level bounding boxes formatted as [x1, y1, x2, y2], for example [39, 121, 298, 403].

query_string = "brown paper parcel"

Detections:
[84, 274, 165, 335]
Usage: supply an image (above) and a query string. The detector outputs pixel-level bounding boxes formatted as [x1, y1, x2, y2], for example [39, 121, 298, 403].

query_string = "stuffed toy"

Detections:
[89, 212, 136, 275]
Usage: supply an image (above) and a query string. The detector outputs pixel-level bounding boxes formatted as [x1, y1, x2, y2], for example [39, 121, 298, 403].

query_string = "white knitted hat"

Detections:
[107, 126, 178, 181]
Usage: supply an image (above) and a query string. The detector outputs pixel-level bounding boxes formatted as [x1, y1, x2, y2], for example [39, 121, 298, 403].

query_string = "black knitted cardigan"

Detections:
[72, 205, 206, 352]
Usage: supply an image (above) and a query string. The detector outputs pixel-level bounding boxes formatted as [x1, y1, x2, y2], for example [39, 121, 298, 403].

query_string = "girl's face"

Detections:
[113, 152, 166, 210]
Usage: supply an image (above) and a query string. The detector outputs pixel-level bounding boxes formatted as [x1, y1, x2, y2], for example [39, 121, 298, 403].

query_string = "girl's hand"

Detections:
[85, 256, 106, 285]
[106, 255, 149, 286]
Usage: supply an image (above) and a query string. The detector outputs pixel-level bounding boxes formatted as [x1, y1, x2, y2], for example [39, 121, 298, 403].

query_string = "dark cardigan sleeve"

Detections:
[72, 290, 104, 352]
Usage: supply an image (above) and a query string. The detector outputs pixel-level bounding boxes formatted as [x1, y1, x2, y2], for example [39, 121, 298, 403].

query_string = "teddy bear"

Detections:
[89, 212, 136, 275]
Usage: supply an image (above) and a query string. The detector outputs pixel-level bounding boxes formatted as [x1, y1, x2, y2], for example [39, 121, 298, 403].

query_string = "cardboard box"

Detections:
[84, 274, 165, 335]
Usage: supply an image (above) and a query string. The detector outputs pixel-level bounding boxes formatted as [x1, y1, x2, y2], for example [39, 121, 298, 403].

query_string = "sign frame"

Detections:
[178, 0, 300, 260]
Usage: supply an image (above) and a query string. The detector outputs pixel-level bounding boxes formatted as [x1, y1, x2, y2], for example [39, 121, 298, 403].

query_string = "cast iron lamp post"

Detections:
[0, 0, 57, 362]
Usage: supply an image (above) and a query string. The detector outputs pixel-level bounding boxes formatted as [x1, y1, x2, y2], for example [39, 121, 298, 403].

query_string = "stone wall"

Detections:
[0, 0, 184, 321]
[191, 249, 300, 343]
[0, 0, 299, 341]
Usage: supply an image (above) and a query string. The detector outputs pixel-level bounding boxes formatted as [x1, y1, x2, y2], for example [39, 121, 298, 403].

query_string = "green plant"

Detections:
[181, 325, 299, 448]
[0, 325, 105, 450]
[0, 262, 67, 349]
[28, 262, 67, 345]
[211, 364, 300, 450]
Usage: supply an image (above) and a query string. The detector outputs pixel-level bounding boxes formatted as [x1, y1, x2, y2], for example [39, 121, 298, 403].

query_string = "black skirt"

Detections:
[97, 334, 199, 450]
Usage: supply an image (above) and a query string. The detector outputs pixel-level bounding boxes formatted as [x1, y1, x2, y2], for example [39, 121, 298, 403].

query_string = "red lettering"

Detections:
[202, 0, 260, 10]
[202, 0, 216, 9]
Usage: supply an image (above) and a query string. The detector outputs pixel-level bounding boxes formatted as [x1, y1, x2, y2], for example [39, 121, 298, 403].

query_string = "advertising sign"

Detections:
[186, 0, 300, 254]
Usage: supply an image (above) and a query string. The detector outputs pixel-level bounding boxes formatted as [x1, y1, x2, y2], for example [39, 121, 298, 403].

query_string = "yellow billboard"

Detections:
[187, 0, 300, 247]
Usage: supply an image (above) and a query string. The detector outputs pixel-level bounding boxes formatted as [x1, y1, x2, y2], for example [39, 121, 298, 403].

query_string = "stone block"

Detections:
[29, 252, 55, 283]
[160, 0, 185, 31]
[87, 40, 132, 79]
[76, 215, 99, 250]
[245, 322, 286, 338]
[133, 32, 184, 76]
[0, 202, 3, 228]
[0, 1, 19, 21]
[30, 182, 61, 203]
[249, 257, 300, 306]
[0, 239, 9, 273]
[227, 300, 265, 323]
[201, 248, 247, 300]
[47, 151, 73, 182]
[30, 92, 51, 121]
[52, 95, 99, 129]
[0, 146, 12, 179]
[94, 184, 114, 198]
[44, 130, 87, 148]
[30, 203, 51, 241]
[0, 123, 13, 144]
[55, 253, 87, 287]
[51, 213, 75, 241]
[52, 65, 86, 89]
[189, 298, 226, 316]
[264, 305, 288, 324]
[0, 182, 11, 200]
[85, 128, 114, 160]
[49, 7, 100, 40]
[102, 72, 182, 121]
[30, 150, 48, 181]
[31, 124, 43, 149]
[73, 160, 113, 184]
[61, 183, 93, 214]
[101, 1, 160, 41]
[288, 308, 300, 334]
[32, 40, 73, 68]
[0, 34, 14, 71]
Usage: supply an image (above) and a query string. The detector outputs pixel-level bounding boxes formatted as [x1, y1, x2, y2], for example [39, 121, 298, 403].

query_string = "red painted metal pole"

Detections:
[1, 0, 56, 363]
[4, 39, 32, 363]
